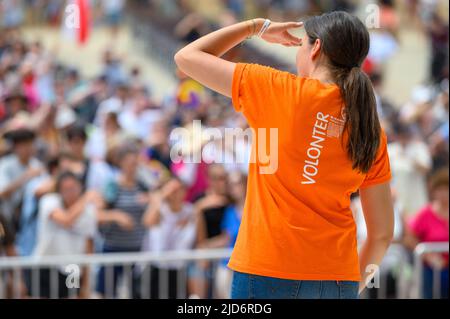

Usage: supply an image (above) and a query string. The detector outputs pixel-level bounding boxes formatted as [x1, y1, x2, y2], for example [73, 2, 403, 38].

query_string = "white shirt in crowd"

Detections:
[388, 140, 432, 216]
[33, 193, 97, 259]
[119, 108, 164, 140]
[142, 202, 196, 270]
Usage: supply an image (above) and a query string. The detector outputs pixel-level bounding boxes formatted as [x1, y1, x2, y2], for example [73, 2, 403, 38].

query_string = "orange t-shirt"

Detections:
[228, 63, 392, 281]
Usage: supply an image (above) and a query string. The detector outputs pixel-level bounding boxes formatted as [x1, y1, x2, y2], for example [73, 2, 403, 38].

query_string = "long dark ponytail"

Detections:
[304, 11, 381, 174]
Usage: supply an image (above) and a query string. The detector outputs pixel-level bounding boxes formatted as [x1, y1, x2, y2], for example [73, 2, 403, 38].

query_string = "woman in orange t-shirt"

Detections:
[175, 11, 395, 299]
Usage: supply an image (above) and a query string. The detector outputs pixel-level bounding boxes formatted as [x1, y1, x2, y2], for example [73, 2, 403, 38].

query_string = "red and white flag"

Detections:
[62, 0, 91, 46]
[76, 0, 90, 45]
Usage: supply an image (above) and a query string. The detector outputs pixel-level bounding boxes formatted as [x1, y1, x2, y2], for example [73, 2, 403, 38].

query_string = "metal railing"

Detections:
[1, 243, 448, 299]
[0, 248, 233, 299]
[413, 242, 449, 299]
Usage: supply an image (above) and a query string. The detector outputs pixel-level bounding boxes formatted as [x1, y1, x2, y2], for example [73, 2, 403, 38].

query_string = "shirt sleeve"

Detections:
[360, 130, 392, 189]
[39, 194, 62, 221]
[232, 63, 300, 128]
[71, 204, 98, 237]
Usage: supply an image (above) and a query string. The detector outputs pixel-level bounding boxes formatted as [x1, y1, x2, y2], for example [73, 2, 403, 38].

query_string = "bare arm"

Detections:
[402, 220, 420, 251]
[50, 191, 102, 229]
[35, 179, 56, 198]
[0, 167, 43, 199]
[174, 18, 302, 98]
[195, 205, 208, 247]
[50, 196, 89, 229]
[97, 209, 135, 231]
[80, 238, 94, 299]
[358, 182, 395, 294]
[142, 193, 163, 227]
[199, 232, 231, 249]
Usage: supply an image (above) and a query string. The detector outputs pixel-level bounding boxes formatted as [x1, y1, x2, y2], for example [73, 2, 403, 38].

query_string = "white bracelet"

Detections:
[257, 19, 271, 38]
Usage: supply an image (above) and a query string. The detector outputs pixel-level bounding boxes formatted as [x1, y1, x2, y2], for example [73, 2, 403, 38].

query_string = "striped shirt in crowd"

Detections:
[100, 184, 148, 250]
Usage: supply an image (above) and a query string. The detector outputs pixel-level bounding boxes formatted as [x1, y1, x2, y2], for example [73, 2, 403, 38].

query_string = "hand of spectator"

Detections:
[136, 192, 151, 204]
[114, 212, 135, 231]
[84, 190, 104, 208]
[177, 217, 192, 229]
[161, 179, 180, 198]
[149, 189, 164, 206]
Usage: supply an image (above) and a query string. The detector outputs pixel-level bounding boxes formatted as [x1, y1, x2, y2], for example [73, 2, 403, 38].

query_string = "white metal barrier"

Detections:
[413, 242, 449, 299]
[0, 248, 233, 299]
[359, 242, 448, 299]
[0, 243, 448, 299]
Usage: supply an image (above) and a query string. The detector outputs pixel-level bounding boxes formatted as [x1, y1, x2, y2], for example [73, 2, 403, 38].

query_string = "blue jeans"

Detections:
[423, 266, 449, 299]
[231, 271, 359, 299]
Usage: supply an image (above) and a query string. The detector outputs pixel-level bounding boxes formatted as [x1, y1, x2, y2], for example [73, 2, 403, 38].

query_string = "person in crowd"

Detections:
[94, 82, 130, 128]
[388, 123, 432, 216]
[404, 168, 449, 299]
[0, 128, 43, 232]
[87, 110, 129, 162]
[33, 171, 100, 298]
[16, 156, 60, 257]
[64, 124, 101, 188]
[64, 124, 112, 192]
[378, 0, 400, 39]
[429, 82, 449, 171]
[0, 214, 17, 257]
[189, 164, 230, 298]
[118, 86, 164, 140]
[101, 50, 126, 87]
[0, 0, 25, 30]
[214, 171, 246, 299]
[145, 120, 172, 171]
[70, 75, 110, 125]
[426, 11, 449, 84]
[95, 143, 150, 298]
[0, 212, 27, 298]
[174, 13, 210, 44]
[1, 92, 29, 122]
[101, 0, 126, 38]
[140, 177, 196, 299]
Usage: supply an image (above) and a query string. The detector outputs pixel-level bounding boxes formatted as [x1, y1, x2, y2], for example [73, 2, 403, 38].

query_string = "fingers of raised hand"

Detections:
[281, 31, 302, 47]
[284, 21, 304, 29]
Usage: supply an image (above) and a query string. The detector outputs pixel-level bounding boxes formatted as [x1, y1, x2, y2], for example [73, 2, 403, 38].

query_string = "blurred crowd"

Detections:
[0, 0, 448, 299]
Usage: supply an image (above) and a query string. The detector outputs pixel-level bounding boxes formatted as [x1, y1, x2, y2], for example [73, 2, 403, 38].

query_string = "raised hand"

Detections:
[259, 21, 304, 47]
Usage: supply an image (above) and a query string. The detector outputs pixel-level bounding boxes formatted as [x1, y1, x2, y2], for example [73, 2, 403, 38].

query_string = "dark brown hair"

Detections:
[429, 168, 449, 193]
[305, 11, 381, 173]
